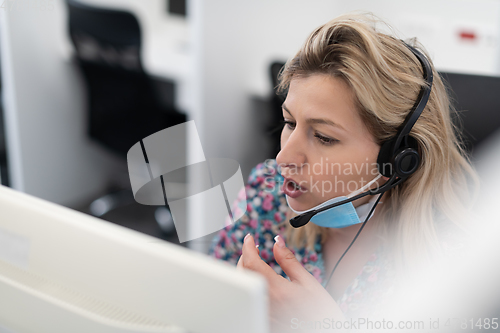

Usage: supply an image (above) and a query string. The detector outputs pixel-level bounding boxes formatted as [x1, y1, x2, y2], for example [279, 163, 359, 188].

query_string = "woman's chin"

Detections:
[286, 195, 316, 212]
[287, 193, 342, 213]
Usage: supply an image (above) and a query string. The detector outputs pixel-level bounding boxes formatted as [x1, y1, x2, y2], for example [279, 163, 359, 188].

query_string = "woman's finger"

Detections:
[237, 243, 259, 270]
[273, 235, 316, 284]
[242, 234, 283, 284]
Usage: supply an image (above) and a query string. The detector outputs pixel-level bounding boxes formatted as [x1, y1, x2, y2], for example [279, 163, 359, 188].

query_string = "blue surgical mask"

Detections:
[286, 174, 383, 228]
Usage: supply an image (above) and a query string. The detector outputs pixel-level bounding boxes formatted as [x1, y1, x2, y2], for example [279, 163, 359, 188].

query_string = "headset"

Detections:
[289, 42, 434, 229]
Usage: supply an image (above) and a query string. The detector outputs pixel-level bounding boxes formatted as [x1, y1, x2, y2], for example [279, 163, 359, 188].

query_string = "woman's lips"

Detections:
[282, 178, 306, 198]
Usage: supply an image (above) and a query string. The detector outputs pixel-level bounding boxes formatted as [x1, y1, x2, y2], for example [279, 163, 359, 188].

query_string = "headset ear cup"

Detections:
[395, 135, 420, 176]
[394, 148, 420, 176]
[377, 139, 395, 177]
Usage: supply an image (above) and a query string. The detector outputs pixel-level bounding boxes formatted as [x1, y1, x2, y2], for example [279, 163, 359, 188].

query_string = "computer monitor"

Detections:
[0, 185, 268, 333]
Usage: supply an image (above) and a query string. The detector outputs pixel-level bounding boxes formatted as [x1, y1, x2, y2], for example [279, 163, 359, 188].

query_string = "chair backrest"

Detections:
[66, 0, 186, 156]
[268, 61, 286, 157]
[67, 0, 142, 72]
[441, 72, 500, 154]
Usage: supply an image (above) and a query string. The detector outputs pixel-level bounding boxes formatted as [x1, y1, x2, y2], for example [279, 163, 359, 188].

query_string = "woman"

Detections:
[209, 13, 478, 330]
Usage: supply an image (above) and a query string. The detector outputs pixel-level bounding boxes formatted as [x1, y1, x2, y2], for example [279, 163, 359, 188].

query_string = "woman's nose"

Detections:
[276, 129, 307, 171]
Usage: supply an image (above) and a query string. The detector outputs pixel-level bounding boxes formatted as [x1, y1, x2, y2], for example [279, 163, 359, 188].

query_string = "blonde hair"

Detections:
[278, 13, 479, 271]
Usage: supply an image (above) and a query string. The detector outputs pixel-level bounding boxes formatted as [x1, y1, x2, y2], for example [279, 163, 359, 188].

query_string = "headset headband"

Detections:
[390, 43, 433, 157]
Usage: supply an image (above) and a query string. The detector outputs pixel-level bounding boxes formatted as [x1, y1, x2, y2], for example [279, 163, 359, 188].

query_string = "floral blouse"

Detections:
[208, 159, 402, 318]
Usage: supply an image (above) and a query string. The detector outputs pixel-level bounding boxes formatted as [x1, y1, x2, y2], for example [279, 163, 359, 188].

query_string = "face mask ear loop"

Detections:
[323, 190, 385, 289]
[346, 173, 383, 199]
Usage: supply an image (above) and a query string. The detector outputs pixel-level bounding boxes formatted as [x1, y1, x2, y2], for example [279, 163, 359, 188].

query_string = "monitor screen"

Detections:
[0, 185, 267, 333]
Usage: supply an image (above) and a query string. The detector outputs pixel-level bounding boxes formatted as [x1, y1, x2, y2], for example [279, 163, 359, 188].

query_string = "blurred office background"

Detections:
[1, 0, 500, 253]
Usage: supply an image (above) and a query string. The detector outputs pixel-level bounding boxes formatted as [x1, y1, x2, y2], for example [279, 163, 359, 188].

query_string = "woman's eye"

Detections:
[283, 120, 296, 130]
[314, 133, 338, 145]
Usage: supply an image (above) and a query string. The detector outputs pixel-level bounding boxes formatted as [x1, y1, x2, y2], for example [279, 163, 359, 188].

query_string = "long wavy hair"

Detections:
[277, 13, 479, 272]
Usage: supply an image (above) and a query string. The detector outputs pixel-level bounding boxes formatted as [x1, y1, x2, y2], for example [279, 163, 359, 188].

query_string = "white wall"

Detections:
[0, 0, 121, 206]
[335, 0, 500, 76]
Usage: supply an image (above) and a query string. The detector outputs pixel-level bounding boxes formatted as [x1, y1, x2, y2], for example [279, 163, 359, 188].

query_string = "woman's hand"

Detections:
[237, 234, 345, 332]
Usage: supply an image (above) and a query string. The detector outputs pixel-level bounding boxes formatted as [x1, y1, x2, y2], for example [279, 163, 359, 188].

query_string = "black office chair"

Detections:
[0, 94, 8, 187]
[0, 52, 8, 188]
[67, 0, 185, 234]
[268, 61, 286, 158]
[440, 72, 500, 154]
